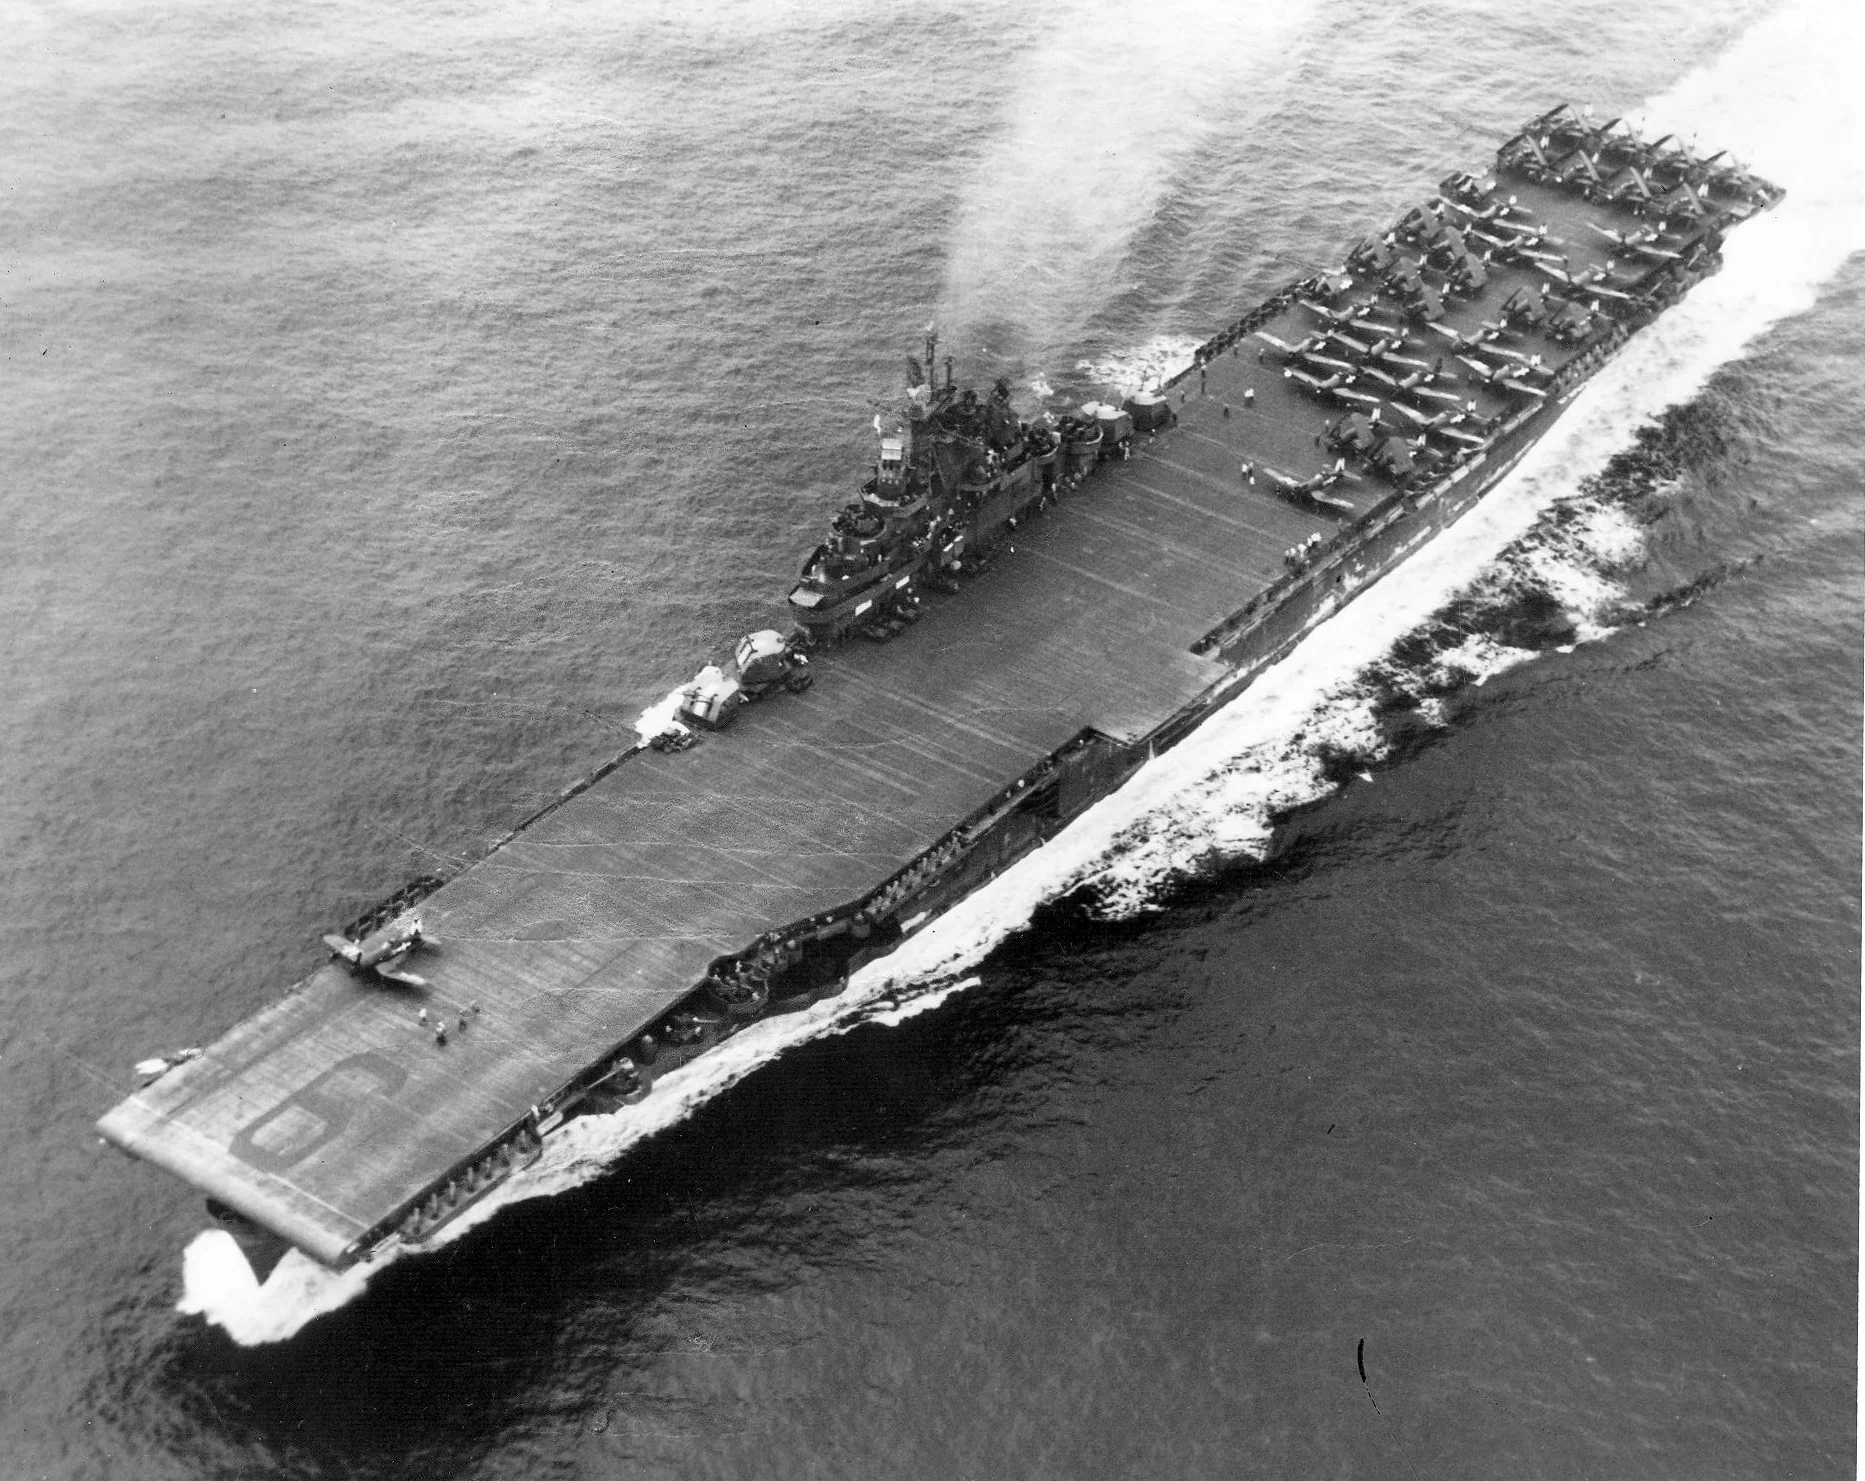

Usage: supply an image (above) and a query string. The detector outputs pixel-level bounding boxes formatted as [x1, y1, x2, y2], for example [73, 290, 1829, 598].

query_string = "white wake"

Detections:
[183, 0, 1864, 1343]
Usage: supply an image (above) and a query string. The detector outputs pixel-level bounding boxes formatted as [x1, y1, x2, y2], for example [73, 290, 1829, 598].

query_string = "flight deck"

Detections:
[98, 110, 1781, 1270]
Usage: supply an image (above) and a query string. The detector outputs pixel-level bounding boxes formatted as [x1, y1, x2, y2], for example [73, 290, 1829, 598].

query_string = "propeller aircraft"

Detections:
[1534, 259, 1637, 302]
[1587, 221, 1682, 260]
[1261, 459, 1357, 514]
[1322, 410, 1384, 456]
[1323, 326, 1407, 361]
[1253, 329, 1328, 363]
[323, 914, 431, 988]
[1495, 285, 1552, 329]
[1361, 361, 1458, 397]
[1467, 227, 1560, 269]
[1371, 345, 1433, 374]
[1392, 379, 1467, 409]
[1384, 400, 1493, 448]
[1298, 297, 1393, 331]
[1553, 149, 1606, 191]
[1471, 343, 1548, 372]
[1366, 432, 1437, 484]
[1651, 180, 1709, 221]
[1442, 191, 1529, 226]
[1455, 355, 1550, 398]
[1283, 366, 1352, 398]
[1481, 216, 1563, 248]
[1601, 164, 1657, 208]
[1422, 319, 1503, 353]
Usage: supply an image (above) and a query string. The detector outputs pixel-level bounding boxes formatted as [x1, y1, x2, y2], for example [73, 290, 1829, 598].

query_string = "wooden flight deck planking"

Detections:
[101, 164, 1688, 1265]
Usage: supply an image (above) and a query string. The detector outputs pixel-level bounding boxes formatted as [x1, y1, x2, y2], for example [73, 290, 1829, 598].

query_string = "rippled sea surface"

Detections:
[2, 0, 1856, 1475]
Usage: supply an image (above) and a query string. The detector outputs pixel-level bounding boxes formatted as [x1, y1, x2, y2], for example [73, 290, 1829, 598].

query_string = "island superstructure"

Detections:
[99, 108, 1781, 1275]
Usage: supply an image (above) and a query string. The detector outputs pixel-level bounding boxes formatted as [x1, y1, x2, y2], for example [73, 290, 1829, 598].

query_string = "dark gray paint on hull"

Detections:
[97, 142, 1775, 1268]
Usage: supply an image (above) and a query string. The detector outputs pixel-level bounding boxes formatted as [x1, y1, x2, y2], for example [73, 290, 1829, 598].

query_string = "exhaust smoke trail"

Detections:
[182, 0, 1862, 1343]
[938, 0, 1318, 357]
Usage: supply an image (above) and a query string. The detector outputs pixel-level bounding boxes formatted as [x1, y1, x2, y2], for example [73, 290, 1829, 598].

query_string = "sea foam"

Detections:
[183, 0, 1864, 1343]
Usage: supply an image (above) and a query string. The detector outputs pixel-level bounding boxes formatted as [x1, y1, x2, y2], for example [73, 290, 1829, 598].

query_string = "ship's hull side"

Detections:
[96, 114, 1780, 1272]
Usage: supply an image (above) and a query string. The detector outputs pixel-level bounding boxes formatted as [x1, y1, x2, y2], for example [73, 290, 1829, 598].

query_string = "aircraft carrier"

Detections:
[98, 107, 1781, 1276]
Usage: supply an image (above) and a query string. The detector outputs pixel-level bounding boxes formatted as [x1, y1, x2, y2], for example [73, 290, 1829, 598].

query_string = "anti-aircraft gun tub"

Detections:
[98, 106, 1780, 1284]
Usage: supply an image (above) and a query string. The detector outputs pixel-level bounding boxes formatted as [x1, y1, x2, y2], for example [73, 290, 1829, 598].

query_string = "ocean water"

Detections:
[1, 0, 1857, 1475]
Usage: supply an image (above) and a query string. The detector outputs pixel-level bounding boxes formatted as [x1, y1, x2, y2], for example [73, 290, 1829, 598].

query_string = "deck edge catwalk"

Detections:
[98, 106, 1781, 1279]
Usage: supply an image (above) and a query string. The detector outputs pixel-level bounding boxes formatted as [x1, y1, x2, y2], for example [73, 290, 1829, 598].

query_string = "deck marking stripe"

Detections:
[1016, 546, 1182, 611]
[1123, 473, 1296, 546]
[1065, 505, 1255, 579]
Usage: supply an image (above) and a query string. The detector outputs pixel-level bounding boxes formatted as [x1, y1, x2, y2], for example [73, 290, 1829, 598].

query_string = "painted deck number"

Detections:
[230, 1052, 408, 1175]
